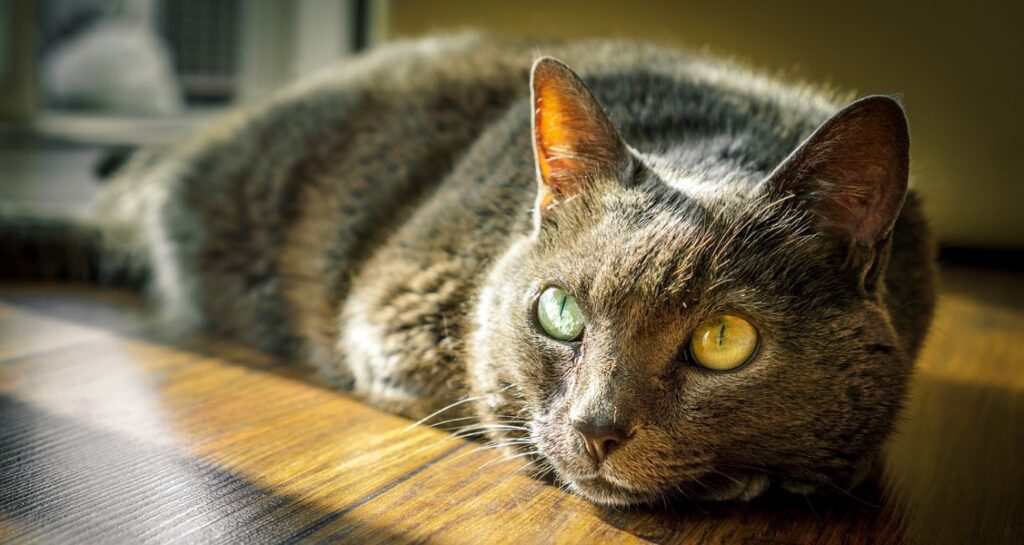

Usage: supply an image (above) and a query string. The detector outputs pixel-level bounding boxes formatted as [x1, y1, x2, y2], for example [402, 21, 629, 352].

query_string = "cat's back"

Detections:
[118, 35, 931, 411]
[143, 34, 803, 355]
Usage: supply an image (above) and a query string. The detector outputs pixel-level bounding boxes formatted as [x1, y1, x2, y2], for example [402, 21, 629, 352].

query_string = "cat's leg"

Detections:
[341, 255, 475, 421]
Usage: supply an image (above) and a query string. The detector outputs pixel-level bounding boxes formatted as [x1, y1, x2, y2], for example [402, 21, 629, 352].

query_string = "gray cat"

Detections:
[2, 34, 935, 506]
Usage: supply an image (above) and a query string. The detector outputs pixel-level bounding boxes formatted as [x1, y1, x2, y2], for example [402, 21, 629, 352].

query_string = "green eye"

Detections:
[536, 286, 585, 341]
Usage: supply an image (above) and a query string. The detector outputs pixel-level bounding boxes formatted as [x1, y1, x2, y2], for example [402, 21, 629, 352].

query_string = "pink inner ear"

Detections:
[770, 96, 909, 246]
[533, 84, 587, 192]
[811, 157, 895, 242]
[530, 58, 628, 209]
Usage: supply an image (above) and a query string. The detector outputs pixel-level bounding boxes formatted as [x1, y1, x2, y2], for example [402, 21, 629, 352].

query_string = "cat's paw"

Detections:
[696, 473, 770, 502]
[780, 479, 819, 495]
[779, 456, 871, 496]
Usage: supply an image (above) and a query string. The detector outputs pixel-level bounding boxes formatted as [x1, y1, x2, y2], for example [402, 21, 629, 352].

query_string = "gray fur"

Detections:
[4, 34, 935, 507]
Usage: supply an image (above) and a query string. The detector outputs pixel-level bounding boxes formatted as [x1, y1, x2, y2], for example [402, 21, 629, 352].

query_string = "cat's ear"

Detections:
[762, 96, 910, 286]
[765, 96, 909, 246]
[531, 57, 631, 214]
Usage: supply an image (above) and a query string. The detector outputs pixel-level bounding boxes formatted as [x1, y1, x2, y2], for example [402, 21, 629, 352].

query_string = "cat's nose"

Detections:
[574, 420, 632, 464]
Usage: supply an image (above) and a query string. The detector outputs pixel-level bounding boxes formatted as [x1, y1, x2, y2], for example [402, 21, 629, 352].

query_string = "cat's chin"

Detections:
[567, 472, 774, 507]
[564, 475, 661, 507]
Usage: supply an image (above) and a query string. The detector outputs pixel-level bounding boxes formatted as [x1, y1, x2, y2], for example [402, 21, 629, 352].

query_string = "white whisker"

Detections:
[442, 440, 530, 465]
[451, 424, 530, 434]
[402, 395, 483, 432]
[476, 449, 540, 472]
[402, 384, 517, 432]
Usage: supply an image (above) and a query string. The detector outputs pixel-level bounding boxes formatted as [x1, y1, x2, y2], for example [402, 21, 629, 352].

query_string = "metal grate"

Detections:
[158, 0, 241, 103]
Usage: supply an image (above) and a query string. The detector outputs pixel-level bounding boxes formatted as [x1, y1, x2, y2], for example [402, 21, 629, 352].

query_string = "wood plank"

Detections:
[0, 269, 1021, 544]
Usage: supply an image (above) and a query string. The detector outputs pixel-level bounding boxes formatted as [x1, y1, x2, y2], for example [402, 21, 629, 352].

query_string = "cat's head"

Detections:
[469, 58, 913, 506]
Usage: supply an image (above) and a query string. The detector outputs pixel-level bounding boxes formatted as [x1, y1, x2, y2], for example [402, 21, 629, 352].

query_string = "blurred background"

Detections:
[1, 0, 1022, 254]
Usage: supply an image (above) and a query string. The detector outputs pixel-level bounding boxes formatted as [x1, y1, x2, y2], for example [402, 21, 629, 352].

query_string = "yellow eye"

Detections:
[689, 315, 759, 371]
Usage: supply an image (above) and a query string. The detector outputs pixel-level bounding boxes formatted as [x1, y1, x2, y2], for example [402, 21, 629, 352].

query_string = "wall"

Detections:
[0, 0, 37, 121]
[384, 0, 1024, 248]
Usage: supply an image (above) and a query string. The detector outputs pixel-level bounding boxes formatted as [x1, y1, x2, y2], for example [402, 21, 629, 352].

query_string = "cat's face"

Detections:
[467, 58, 913, 506]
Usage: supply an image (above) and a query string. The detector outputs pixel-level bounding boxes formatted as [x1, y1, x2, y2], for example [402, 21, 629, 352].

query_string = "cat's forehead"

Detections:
[635, 150, 762, 208]
[576, 177, 809, 313]
[583, 203, 709, 307]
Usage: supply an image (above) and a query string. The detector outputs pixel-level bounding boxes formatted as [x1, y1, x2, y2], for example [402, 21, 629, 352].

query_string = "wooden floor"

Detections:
[0, 266, 1021, 544]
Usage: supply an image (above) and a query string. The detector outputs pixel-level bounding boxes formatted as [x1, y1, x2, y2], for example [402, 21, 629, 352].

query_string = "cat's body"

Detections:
[6, 34, 934, 506]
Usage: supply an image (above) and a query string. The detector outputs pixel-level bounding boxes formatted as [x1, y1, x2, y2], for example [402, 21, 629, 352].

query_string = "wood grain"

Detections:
[0, 268, 1021, 544]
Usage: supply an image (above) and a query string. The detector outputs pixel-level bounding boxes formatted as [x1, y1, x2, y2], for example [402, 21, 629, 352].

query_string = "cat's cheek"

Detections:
[467, 252, 523, 381]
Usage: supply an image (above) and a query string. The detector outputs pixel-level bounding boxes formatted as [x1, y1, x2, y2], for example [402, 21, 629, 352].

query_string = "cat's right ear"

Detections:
[760, 95, 910, 292]
[530, 57, 631, 219]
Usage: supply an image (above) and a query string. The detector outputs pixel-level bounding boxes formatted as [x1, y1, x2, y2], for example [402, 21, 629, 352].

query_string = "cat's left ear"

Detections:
[531, 57, 632, 215]
[761, 96, 910, 290]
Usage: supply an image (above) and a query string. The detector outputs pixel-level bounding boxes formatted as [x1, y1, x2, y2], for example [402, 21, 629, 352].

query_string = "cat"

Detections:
[2, 34, 935, 506]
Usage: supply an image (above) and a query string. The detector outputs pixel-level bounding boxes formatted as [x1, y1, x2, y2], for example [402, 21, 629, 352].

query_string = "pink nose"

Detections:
[574, 421, 632, 463]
